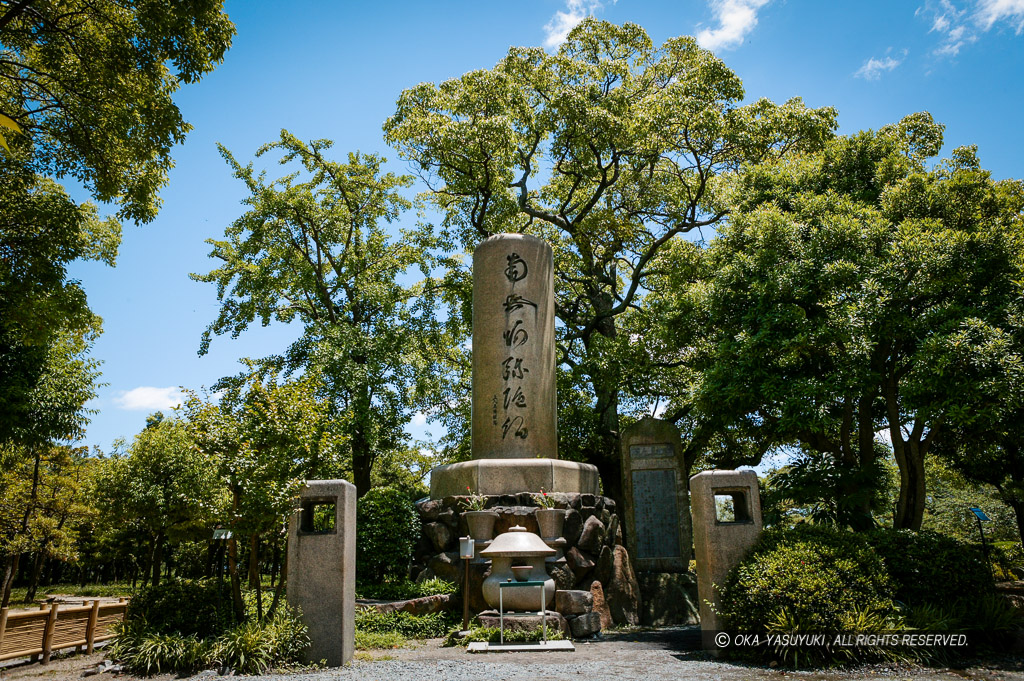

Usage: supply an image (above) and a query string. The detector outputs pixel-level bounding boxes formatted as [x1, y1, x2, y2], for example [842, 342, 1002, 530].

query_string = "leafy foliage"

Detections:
[124, 578, 236, 639]
[642, 113, 1024, 529]
[718, 525, 897, 634]
[443, 625, 563, 647]
[384, 18, 837, 498]
[356, 486, 419, 585]
[867, 529, 992, 608]
[355, 608, 457, 639]
[194, 131, 458, 493]
[0, 0, 234, 222]
[112, 606, 308, 675]
[356, 577, 457, 601]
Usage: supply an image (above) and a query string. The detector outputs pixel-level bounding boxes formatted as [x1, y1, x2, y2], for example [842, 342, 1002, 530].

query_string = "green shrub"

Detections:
[211, 609, 309, 673]
[356, 577, 458, 600]
[866, 529, 992, 607]
[125, 578, 235, 638]
[991, 541, 1023, 581]
[719, 525, 897, 635]
[356, 486, 419, 585]
[112, 608, 309, 675]
[109, 624, 211, 675]
[355, 608, 457, 639]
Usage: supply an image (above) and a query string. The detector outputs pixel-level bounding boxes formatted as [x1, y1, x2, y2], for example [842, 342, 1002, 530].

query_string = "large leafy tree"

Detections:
[1, 0, 233, 456]
[0, 0, 234, 222]
[0, 328, 99, 606]
[383, 19, 836, 500]
[640, 113, 1024, 530]
[931, 295, 1024, 544]
[194, 131, 453, 495]
[94, 414, 223, 586]
[184, 371, 333, 621]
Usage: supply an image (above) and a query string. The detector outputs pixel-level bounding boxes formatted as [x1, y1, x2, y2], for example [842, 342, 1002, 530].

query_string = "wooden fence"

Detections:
[0, 599, 128, 664]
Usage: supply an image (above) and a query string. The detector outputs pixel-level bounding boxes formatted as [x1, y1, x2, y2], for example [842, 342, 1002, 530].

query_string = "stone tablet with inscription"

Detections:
[620, 417, 692, 571]
[471, 234, 557, 460]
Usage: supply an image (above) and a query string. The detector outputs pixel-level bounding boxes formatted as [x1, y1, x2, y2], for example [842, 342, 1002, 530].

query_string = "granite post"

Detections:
[287, 480, 356, 667]
[690, 470, 762, 652]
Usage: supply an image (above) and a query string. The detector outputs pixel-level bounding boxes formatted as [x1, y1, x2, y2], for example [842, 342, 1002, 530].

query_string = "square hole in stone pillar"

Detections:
[300, 499, 337, 534]
[713, 490, 751, 524]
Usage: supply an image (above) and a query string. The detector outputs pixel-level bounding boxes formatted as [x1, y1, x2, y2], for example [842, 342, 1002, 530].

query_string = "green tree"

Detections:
[184, 370, 333, 621]
[641, 113, 1024, 530]
[194, 131, 455, 495]
[383, 19, 836, 500]
[0, 0, 234, 223]
[0, 156, 118, 441]
[94, 415, 223, 587]
[0, 328, 100, 605]
[931, 297, 1024, 544]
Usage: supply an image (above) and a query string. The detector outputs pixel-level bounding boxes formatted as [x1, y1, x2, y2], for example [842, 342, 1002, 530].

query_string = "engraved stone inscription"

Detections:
[631, 469, 681, 560]
[629, 443, 675, 460]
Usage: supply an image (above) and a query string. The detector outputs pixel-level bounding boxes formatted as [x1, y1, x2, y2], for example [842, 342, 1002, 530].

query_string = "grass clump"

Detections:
[356, 577, 458, 600]
[444, 625, 564, 647]
[354, 608, 458, 639]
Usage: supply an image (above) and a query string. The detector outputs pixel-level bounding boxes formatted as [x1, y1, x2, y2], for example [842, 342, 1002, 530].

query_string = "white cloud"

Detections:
[543, 0, 612, 50]
[114, 386, 184, 412]
[411, 411, 428, 427]
[976, 0, 1024, 31]
[921, 0, 1022, 57]
[696, 0, 772, 52]
[855, 53, 905, 80]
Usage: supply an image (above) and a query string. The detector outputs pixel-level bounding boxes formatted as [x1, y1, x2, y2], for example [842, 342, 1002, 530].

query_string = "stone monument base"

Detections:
[429, 458, 600, 499]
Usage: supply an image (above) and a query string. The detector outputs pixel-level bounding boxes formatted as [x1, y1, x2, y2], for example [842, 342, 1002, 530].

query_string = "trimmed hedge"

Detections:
[718, 525, 897, 634]
[356, 486, 419, 585]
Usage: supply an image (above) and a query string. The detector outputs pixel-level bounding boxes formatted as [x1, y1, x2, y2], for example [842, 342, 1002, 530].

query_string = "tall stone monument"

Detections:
[430, 234, 599, 498]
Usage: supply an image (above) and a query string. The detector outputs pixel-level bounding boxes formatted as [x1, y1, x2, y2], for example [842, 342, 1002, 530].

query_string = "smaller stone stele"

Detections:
[620, 417, 692, 572]
[480, 526, 555, 611]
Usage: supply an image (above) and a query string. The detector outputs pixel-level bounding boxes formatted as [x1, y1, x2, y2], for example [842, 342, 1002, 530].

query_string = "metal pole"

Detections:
[462, 557, 470, 632]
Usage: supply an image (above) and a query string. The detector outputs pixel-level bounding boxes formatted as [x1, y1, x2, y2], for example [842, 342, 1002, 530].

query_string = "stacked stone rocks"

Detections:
[414, 492, 641, 628]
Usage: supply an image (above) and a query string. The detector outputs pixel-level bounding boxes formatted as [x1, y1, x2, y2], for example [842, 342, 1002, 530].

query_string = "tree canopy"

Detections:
[0, 0, 234, 222]
[384, 18, 836, 499]
[194, 131, 455, 494]
[639, 112, 1024, 530]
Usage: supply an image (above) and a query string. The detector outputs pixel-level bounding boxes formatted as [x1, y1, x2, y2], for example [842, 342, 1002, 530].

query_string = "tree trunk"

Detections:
[1009, 498, 1024, 549]
[0, 553, 19, 608]
[892, 439, 926, 530]
[150, 532, 165, 586]
[268, 536, 287, 618]
[24, 551, 45, 602]
[227, 487, 245, 622]
[249, 533, 263, 620]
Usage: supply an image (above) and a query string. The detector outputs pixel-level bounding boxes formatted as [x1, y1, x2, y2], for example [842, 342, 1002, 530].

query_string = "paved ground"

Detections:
[1, 628, 1021, 681]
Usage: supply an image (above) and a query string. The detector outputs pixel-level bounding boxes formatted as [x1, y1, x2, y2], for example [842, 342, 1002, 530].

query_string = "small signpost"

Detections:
[969, 506, 992, 575]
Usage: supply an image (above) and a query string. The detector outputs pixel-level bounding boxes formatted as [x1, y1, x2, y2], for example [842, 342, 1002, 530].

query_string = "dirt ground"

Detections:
[1, 628, 1022, 681]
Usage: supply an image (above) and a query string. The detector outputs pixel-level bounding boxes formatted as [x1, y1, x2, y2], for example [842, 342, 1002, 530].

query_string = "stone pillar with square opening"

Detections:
[287, 480, 356, 667]
[690, 470, 762, 639]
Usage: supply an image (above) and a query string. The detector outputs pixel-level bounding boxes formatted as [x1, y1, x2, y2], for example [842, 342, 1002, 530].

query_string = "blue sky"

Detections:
[68, 0, 1024, 452]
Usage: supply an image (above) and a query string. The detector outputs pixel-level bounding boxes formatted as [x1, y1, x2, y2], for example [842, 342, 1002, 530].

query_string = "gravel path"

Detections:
[1, 628, 1021, 681]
